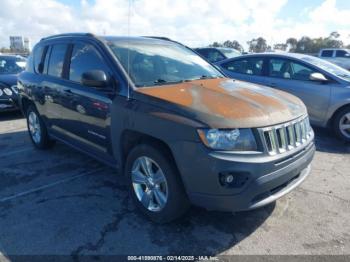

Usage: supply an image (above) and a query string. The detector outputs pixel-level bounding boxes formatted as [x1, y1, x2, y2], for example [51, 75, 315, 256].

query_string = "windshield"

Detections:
[0, 56, 26, 75]
[218, 48, 241, 59]
[302, 56, 350, 82]
[106, 40, 223, 87]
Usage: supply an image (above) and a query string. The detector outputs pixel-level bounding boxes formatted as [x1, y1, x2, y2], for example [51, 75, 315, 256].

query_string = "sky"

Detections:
[0, 0, 349, 50]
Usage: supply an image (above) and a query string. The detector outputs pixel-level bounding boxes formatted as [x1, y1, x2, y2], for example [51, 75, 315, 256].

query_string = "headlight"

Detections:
[0, 89, 3, 96]
[3, 87, 13, 96]
[197, 128, 257, 151]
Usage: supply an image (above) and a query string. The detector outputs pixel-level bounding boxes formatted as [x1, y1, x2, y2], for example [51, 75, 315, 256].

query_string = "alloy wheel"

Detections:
[339, 113, 350, 139]
[28, 111, 41, 144]
[131, 156, 168, 212]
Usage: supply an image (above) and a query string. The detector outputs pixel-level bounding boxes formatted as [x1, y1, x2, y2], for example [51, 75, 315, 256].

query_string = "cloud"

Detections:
[0, 0, 349, 50]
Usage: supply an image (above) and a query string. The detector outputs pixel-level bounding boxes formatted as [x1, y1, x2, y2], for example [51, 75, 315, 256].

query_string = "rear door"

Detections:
[264, 57, 331, 124]
[40, 43, 70, 129]
[53, 41, 115, 157]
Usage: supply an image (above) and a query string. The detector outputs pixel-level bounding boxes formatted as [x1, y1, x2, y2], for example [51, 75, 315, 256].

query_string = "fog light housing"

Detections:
[219, 172, 250, 188]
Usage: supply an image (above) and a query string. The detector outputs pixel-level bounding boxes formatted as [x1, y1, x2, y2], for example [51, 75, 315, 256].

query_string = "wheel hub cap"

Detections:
[28, 111, 41, 144]
[131, 156, 168, 212]
[339, 113, 350, 138]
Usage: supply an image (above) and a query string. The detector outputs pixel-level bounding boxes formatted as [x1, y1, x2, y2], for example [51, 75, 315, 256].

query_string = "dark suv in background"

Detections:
[0, 55, 26, 112]
[195, 47, 241, 63]
[18, 33, 315, 223]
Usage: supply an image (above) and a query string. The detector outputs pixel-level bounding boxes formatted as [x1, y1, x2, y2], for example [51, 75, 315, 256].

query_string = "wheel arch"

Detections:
[119, 129, 185, 185]
[328, 103, 350, 127]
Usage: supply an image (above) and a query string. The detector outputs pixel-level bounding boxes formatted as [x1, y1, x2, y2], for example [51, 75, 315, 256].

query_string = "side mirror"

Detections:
[81, 70, 108, 88]
[309, 72, 328, 82]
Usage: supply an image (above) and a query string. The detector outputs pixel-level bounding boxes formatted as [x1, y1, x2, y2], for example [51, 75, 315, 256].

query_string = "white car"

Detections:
[318, 48, 350, 70]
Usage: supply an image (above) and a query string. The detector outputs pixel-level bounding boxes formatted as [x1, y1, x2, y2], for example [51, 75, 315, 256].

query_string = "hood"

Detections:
[135, 78, 307, 128]
[0, 74, 17, 87]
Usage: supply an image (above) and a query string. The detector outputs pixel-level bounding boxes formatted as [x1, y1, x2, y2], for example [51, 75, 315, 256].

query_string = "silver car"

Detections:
[216, 53, 350, 141]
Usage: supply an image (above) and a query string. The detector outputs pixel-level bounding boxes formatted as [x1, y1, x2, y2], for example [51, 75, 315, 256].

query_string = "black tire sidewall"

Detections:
[26, 105, 52, 149]
[125, 143, 189, 223]
[333, 107, 350, 142]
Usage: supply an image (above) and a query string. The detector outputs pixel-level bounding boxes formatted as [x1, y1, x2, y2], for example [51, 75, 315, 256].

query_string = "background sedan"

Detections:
[216, 53, 350, 142]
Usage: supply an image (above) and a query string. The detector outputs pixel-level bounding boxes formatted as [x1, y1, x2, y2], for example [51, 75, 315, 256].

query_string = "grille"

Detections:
[260, 116, 312, 155]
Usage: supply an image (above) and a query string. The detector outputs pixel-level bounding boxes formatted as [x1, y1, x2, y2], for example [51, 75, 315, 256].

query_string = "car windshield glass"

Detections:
[302, 56, 350, 82]
[218, 48, 241, 59]
[106, 39, 223, 87]
[0, 56, 26, 74]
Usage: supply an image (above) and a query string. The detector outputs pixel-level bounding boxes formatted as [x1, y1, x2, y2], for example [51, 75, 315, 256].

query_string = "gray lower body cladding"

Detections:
[171, 139, 315, 212]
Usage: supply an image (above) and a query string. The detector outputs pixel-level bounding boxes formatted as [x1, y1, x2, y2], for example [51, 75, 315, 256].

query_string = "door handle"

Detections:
[268, 83, 277, 87]
[63, 89, 72, 93]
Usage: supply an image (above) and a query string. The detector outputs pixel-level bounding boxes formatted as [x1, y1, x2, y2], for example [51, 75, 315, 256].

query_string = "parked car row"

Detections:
[2, 33, 348, 223]
[0, 55, 26, 112]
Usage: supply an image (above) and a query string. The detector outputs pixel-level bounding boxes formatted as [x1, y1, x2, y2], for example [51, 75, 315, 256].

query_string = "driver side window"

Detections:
[268, 58, 316, 81]
[69, 43, 109, 83]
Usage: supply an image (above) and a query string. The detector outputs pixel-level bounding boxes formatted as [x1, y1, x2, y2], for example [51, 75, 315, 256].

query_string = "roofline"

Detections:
[40, 33, 96, 41]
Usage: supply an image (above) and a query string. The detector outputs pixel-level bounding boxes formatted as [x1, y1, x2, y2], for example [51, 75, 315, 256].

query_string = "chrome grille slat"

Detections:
[260, 116, 312, 155]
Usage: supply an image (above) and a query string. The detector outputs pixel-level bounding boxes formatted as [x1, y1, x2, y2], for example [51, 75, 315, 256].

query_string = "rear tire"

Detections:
[125, 143, 190, 223]
[333, 106, 350, 142]
[26, 104, 55, 149]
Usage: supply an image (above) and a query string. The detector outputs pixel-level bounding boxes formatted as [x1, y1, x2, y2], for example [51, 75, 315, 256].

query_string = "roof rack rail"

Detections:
[143, 36, 173, 41]
[40, 33, 95, 41]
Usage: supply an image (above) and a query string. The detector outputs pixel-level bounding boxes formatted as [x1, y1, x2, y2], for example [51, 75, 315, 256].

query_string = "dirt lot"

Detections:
[0, 112, 349, 258]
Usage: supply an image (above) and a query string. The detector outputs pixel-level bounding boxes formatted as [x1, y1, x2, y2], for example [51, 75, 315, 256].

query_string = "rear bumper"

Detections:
[172, 138, 315, 212]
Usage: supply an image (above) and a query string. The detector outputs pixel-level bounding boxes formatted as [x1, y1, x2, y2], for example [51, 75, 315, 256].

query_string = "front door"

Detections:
[55, 42, 115, 156]
[264, 58, 331, 125]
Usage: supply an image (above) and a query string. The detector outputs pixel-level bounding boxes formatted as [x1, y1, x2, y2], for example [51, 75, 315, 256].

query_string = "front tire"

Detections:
[26, 104, 55, 149]
[125, 143, 190, 223]
[333, 106, 350, 142]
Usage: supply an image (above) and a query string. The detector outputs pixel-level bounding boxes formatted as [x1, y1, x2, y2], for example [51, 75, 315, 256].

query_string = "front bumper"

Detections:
[171, 138, 315, 212]
[0, 98, 19, 112]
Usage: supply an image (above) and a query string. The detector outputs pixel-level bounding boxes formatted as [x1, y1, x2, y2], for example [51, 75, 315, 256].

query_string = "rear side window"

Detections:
[33, 46, 44, 73]
[321, 50, 333, 57]
[47, 44, 68, 78]
[26, 54, 34, 72]
[222, 57, 264, 76]
[69, 43, 109, 83]
[335, 50, 349, 57]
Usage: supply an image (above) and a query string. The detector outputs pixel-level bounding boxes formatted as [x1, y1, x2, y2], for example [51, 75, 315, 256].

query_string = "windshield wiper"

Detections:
[184, 75, 221, 82]
[153, 79, 184, 85]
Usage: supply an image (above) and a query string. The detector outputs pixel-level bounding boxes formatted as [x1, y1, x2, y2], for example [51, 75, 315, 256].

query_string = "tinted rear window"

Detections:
[321, 50, 333, 57]
[47, 44, 68, 78]
[34, 46, 44, 73]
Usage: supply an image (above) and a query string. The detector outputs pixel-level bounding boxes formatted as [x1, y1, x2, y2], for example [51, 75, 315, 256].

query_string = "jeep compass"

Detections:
[18, 33, 315, 223]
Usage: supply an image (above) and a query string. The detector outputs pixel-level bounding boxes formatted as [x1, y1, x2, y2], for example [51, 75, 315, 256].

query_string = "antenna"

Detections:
[127, 0, 131, 100]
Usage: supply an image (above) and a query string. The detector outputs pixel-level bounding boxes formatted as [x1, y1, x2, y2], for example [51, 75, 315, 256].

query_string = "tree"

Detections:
[210, 42, 222, 47]
[286, 38, 298, 52]
[274, 43, 288, 51]
[247, 37, 268, 53]
[295, 36, 314, 53]
[330, 31, 340, 39]
[291, 32, 344, 54]
[222, 40, 244, 52]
